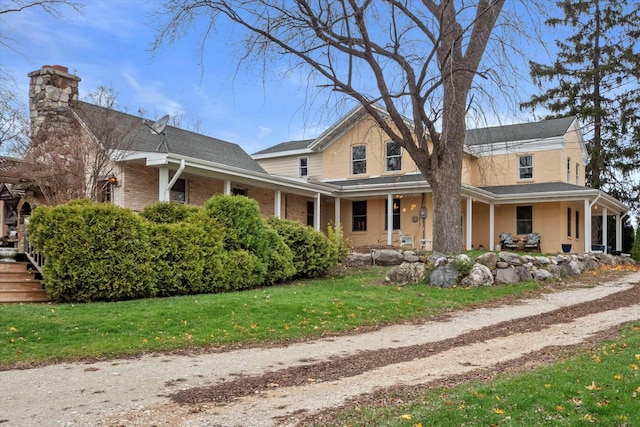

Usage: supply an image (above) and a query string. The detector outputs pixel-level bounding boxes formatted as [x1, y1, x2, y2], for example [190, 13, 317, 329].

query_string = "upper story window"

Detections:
[567, 157, 571, 181]
[518, 155, 533, 180]
[351, 145, 367, 175]
[170, 178, 186, 203]
[575, 163, 580, 184]
[299, 157, 308, 177]
[385, 142, 402, 172]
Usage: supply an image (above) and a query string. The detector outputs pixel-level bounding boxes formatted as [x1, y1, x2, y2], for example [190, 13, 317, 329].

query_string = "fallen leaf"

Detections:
[400, 414, 413, 420]
[586, 381, 601, 390]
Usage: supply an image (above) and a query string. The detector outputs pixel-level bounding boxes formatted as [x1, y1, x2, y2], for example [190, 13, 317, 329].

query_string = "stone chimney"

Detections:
[28, 65, 81, 141]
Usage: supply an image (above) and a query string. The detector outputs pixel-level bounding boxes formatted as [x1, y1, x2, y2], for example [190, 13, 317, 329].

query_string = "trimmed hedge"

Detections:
[28, 201, 155, 302]
[267, 217, 339, 279]
[27, 197, 337, 303]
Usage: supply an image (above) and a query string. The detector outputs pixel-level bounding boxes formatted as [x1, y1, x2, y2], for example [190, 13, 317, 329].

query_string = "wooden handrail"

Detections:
[23, 234, 44, 275]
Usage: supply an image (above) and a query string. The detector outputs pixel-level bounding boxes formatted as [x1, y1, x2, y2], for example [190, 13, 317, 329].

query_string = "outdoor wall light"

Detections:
[107, 173, 118, 186]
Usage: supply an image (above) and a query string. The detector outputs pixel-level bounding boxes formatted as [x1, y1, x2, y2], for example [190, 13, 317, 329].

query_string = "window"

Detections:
[567, 208, 572, 237]
[384, 198, 401, 230]
[576, 163, 580, 184]
[567, 158, 571, 181]
[98, 180, 112, 203]
[306, 201, 314, 227]
[352, 201, 367, 231]
[516, 206, 533, 235]
[232, 187, 246, 196]
[576, 211, 580, 238]
[518, 155, 533, 180]
[170, 178, 186, 203]
[299, 157, 308, 177]
[351, 145, 367, 175]
[385, 142, 402, 172]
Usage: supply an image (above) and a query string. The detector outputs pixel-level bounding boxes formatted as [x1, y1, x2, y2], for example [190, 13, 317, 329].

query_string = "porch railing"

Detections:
[23, 233, 44, 275]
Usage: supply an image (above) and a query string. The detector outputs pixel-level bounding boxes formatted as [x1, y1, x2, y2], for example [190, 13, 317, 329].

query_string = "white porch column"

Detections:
[602, 207, 608, 252]
[387, 193, 393, 245]
[314, 193, 321, 231]
[158, 167, 169, 202]
[584, 199, 591, 252]
[489, 203, 495, 251]
[466, 197, 472, 250]
[334, 197, 341, 229]
[615, 215, 622, 252]
[274, 190, 281, 218]
[223, 180, 231, 195]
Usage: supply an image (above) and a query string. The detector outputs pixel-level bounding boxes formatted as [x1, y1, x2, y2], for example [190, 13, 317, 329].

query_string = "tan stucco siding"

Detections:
[321, 118, 421, 180]
[340, 194, 431, 247]
[472, 150, 567, 186]
[563, 131, 586, 185]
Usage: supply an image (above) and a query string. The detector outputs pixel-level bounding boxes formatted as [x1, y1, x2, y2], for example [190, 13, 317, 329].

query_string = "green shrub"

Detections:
[267, 217, 339, 279]
[140, 201, 201, 224]
[264, 226, 296, 285]
[204, 195, 270, 283]
[326, 221, 351, 260]
[28, 201, 155, 302]
[146, 217, 225, 296]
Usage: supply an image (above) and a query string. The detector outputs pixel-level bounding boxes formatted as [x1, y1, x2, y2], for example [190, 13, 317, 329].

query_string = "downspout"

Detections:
[165, 159, 186, 201]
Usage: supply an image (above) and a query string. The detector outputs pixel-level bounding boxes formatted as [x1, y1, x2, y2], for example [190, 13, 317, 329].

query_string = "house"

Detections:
[3, 65, 630, 256]
[253, 107, 630, 254]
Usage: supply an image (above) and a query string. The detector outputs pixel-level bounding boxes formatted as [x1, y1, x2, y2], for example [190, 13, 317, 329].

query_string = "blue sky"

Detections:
[1, 0, 335, 154]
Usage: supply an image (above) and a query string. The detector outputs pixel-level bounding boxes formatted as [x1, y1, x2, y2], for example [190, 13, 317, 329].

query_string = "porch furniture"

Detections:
[398, 230, 414, 248]
[523, 232, 541, 252]
[499, 232, 519, 251]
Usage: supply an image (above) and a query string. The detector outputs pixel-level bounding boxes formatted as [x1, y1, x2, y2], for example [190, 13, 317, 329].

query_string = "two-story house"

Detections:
[254, 105, 629, 254]
[3, 65, 629, 255]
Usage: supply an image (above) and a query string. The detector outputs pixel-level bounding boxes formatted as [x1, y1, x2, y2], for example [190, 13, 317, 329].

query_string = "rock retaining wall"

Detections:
[344, 249, 637, 287]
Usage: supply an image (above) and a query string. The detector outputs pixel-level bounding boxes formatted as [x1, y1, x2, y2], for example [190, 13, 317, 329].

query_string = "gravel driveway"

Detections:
[1, 271, 639, 427]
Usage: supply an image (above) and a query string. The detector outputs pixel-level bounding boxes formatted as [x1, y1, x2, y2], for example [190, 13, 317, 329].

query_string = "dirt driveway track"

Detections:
[1, 271, 639, 427]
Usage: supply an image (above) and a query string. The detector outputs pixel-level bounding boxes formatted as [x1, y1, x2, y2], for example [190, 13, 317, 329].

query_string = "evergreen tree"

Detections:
[631, 225, 640, 261]
[521, 0, 640, 211]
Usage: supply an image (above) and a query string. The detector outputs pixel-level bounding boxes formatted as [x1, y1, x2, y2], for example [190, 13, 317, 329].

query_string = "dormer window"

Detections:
[518, 155, 533, 180]
[385, 141, 402, 172]
[351, 145, 367, 175]
[299, 157, 308, 177]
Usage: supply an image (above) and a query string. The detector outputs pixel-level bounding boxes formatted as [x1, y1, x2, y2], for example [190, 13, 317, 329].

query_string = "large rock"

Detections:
[476, 252, 498, 270]
[546, 264, 562, 278]
[597, 253, 616, 265]
[371, 249, 404, 266]
[385, 262, 427, 285]
[429, 263, 459, 288]
[461, 263, 494, 287]
[345, 252, 372, 268]
[534, 268, 554, 281]
[495, 267, 520, 285]
[403, 251, 420, 263]
[516, 266, 533, 282]
[499, 252, 523, 265]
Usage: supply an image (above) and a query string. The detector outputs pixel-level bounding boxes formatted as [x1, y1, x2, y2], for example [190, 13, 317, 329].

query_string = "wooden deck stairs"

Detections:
[0, 261, 49, 303]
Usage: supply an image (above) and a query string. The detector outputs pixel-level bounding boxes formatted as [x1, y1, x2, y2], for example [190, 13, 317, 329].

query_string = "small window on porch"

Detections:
[518, 155, 533, 180]
[352, 200, 367, 231]
[299, 157, 308, 177]
[516, 205, 533, 235]
[567, 208, 572, 237]
[98, 180, 112, 203]
[170, 178, 186, 203]
[232, 187, 246, 196]
[306, 201, 314, 227]
[384, 198, 401, 230]
[576, 211, 580, 238]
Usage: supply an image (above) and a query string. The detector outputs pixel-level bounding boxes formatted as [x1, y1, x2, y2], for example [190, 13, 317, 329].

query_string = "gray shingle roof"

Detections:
[252, 139, 314, 155]
[75, 102, 266, 174]
[480, 182, 589, 195]
[465, 116, 576, 146]
[326, 174, 426, 188]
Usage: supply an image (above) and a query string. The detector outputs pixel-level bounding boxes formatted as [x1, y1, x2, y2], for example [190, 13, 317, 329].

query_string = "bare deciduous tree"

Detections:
[152, 0, 512, 253]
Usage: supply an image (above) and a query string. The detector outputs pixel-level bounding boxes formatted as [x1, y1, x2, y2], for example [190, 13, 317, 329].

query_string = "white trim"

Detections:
[252, 148, 314, 160]
[351, 144, 367, 176]
[298, 156, 308, 178]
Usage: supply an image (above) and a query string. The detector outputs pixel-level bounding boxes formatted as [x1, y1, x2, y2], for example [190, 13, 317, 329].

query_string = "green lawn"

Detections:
[1, 267, 540, 368]
[317, 323, 640, 426]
